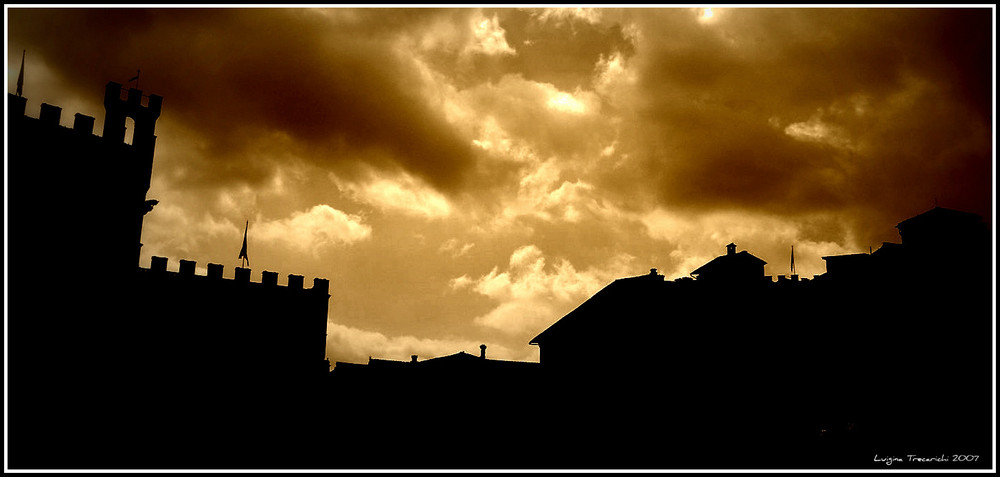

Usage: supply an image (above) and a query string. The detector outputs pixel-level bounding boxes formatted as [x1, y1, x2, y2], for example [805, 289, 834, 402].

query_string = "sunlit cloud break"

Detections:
[332, 170, 453, 219]
[457, 245, 635, 335]
[469, 13, 516, 56]
[255, 204, 372, 256]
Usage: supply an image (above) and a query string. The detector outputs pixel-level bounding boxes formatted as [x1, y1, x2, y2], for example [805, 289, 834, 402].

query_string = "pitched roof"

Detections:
[896, 206, 983, 231]
[689, 250, 766, 277]
[529, 272, 668, 345]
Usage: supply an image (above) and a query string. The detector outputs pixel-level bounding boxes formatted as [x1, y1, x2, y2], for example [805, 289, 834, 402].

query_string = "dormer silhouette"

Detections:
[103, 81, 162, 151]
[690, 243, 766, 283]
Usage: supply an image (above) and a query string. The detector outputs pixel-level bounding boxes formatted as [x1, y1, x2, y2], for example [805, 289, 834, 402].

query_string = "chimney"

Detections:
[411, 355, 418, 363]
[726, 243, 737, 256]
[480, 344, 487, 359]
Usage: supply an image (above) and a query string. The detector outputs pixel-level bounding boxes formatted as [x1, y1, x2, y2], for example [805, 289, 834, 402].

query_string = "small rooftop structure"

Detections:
[690, 243, 767, 283]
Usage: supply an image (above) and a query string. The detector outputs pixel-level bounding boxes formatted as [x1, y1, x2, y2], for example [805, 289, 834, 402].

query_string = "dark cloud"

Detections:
[8, 8, 475, 191]
[604, 8, 992, 247]
[502, 9, 635, 91]
[409, 9, 635, 92]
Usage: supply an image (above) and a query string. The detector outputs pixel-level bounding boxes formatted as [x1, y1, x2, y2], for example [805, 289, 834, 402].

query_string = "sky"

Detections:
[6, 6, 994, 364]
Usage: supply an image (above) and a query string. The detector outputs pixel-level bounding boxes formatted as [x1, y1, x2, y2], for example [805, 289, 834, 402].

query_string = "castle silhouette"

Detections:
[8, 83, 330, 469]
[7, 81, 993, 470]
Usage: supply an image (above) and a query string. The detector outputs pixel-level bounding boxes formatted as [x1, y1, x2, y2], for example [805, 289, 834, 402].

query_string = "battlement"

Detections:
[103, 81, 161, 149]
[7, 82, 164, 153]
[144, 255, 329, 294]
[104, 81, 162, 119]
[8, 93, 102, 137]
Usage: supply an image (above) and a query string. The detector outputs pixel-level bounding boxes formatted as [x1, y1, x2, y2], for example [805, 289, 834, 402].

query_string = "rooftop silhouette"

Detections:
[7, 77, 993, 470]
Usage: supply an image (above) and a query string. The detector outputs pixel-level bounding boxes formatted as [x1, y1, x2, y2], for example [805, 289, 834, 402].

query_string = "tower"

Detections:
[8, 81, 165, 467]
[101, 81, 164, 270]
[103, 80, 162, 151]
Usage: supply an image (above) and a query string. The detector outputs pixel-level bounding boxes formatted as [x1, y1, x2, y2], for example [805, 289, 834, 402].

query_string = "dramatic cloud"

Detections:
[8, 7, 992, 364]
[455, 245, 635, 336]
[468, 13, 517, 57]
[604, 8, 992, 231]
[332, 169, 453, 219]
[255, 204, 372, 256]
[8, 8, 476, 191]
[139, 202, 242, 261]
[640, 208, 854, 280]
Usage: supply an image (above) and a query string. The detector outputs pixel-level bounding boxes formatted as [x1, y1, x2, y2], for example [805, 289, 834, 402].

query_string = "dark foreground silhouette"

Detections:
[7, 79, 992, 470]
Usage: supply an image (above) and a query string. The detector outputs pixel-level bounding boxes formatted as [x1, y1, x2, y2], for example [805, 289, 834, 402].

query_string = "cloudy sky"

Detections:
[6, 7, 993, 364]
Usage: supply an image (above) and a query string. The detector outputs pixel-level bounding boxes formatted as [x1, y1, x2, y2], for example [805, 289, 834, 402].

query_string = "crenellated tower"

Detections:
[10, 78, 333, 468]
[103, 81, 164, 269]
[8, 82, 164, 277]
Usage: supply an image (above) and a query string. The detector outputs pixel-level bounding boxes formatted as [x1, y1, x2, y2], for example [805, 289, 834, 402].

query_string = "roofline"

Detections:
[895, 206, 984, 228]
[821, 253, 871, 260]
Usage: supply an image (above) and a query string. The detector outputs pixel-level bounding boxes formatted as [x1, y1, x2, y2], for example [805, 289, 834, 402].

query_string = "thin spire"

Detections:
[16, 50, 25, 97]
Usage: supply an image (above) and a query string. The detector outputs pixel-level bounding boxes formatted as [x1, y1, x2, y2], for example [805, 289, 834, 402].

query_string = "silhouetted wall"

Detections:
[525, 209, 992, 468]
[8, 79, 990, 470]
[8, 85, 333, 469]
[9, 86, 164, 468]
[134, 256, 330, 385]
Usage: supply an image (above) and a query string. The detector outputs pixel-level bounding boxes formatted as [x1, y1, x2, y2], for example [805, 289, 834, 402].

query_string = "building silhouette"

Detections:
[8, 78, 992, 470]
[322, 205, 991, 468]
[326, 345, 547, 468]
[523, 206, 992, 468]
[690, 242, 768, 283]
[8, 83, 331, 468]
[330, 344, 542, 410]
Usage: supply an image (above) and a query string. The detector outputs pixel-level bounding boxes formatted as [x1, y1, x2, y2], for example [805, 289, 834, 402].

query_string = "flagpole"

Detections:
[238, 220, 249, 268]
[790, 245, 795, 276]
[16, 50, 25, 97]
[128, 69, 140, 89]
